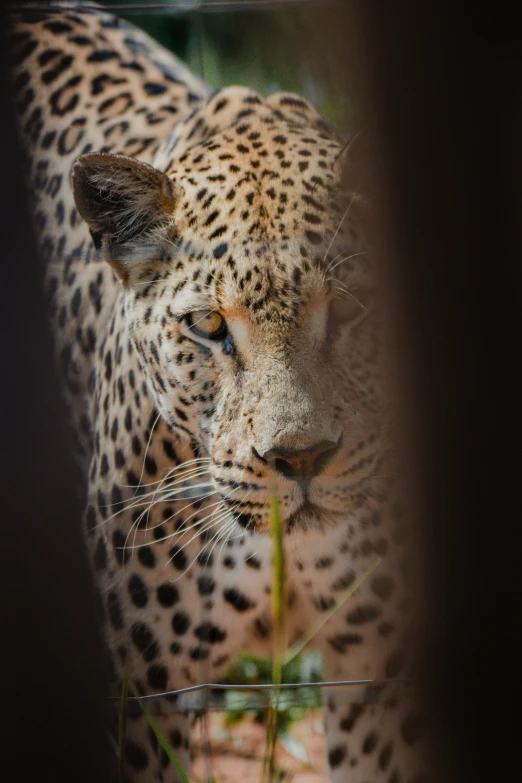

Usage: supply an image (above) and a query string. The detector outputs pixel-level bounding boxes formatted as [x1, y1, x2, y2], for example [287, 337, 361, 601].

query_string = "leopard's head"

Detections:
[73, 87, 384, 534]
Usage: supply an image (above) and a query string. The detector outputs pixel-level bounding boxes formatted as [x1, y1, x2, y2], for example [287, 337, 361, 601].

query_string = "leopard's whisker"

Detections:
[120, 457, 212, 489]
[95, 475, 214, 526]
[166, 507, 232, 571]
[326, 251, 368, 275]
[136, 411, 162, 489]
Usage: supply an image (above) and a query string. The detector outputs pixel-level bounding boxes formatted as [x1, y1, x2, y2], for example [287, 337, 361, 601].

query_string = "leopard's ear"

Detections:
[72, 152, 179, 282]
[265, 91, 340, 139]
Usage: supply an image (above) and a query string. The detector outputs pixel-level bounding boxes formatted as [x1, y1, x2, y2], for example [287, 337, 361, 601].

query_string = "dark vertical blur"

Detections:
[338, 2, 522, 781]
[0, 17, 110, 783]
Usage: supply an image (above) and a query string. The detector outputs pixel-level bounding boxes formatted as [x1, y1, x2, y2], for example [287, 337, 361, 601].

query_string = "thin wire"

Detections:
[109, 676, 411, 701]
[9, 0, 331, 14]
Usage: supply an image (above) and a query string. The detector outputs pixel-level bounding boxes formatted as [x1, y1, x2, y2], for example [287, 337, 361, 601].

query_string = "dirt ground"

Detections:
[191, 711, 328, 782]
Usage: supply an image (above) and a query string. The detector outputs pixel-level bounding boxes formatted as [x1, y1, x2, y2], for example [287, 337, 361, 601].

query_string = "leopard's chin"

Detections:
[284, 499, 346, 533]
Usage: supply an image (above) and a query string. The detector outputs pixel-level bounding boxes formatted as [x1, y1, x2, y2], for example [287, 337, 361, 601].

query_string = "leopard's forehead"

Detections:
[141, 89, 363, 327]
[152, 87, 349, 252]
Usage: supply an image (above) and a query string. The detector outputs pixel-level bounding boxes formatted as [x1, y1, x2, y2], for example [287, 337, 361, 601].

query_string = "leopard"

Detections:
[9, 3, 427, 781]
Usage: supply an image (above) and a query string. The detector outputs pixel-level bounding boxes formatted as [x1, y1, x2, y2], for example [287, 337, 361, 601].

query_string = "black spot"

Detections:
[328, 632, 364, 654]
[190, 646, 209, 661]
[69, 35, 92, 46]
[41, 54, 73, 85]
[144, 455, 157, 475]
[305, 230, 322, 245]
[332, 570, 356, 591]
[362, 732, 378, 754]
[87, 49, 120, 62]
[401, 713, 425, 745]
[204, 209, 219, 226]
[124, 740, 148, 771]
[195, 575, 214, 596]
[255, 617, 271, 638]
[328, 746, 346, 768]
[144, 82, 167, 95]
[163, 439, 176, 461]
[315, 556, 334, 569]
[194, 621, 226, 644]
[213, 97, 229, 113]
[112, 530, 129, 565]
[371, 575, 395, 601]
[172, 611, 191, 635]
[245, 554, 261, 569]
[169, 546, 188, 571]
[138, 546, 156, 568]
[71, 287, 82, 316]
[107, 590, 124, 629]
[197, 551, 214, 567]
[44, 20, 73, 34]
[346, 604, 381, 624]
[223, 587, 255, 612]
[379, 741, 393, 771]
[129, 574, 148, 608]
[157, 583, 179, 607]
[111, 484, 123, 507]
[41, 130, 57, 150]
[385, 649, 406, 678]
[130, 622, 159, 662]
[100, 453, 109, 477]
[147, 664, 168, 690]
[314, 595, 335, 611]
[339, 703, 363, 733]
[170, 729, 182, 748]
[378, 621, 395, 637]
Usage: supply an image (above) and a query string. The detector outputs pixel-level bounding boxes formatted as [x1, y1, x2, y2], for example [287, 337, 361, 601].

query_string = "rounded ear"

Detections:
[265, 91, 340, 139]
[72, 152, 178, 280]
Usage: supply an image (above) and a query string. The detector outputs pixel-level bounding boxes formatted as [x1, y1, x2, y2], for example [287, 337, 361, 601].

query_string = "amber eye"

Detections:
[329, 290, 369, 330]
[186, 310, 228, 340]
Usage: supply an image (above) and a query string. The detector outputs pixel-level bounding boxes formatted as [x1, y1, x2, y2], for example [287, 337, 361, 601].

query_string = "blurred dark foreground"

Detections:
[2, 2, 522, 782]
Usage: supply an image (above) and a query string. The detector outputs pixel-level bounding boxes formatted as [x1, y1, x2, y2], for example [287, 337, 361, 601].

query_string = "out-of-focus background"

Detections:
[103, 0, 355, 131]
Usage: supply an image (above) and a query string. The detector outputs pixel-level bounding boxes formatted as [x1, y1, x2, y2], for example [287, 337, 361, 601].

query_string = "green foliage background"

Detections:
[101, 0, 355, 132]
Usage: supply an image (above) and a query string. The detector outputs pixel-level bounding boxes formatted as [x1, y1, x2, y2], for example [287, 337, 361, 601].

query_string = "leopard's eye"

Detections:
[328, 290, 370, 332]
[330, 290, 368, 322]
[186, 310, 228, 340]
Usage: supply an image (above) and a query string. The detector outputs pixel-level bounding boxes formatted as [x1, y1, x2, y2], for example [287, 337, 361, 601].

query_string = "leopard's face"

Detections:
[73, 88, 384, 534]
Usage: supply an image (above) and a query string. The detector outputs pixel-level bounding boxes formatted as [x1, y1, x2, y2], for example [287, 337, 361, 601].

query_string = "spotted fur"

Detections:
[10, 3, 426, 781]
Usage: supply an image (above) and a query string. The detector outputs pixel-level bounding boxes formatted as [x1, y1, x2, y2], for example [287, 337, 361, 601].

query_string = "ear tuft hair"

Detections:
[72, 152, 178, 280]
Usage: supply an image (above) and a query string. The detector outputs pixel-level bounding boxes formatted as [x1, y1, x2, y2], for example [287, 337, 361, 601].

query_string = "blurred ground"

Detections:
[191, 711, 328, 782]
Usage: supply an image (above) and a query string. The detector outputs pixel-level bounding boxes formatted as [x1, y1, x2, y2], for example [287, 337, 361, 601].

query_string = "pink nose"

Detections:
[260, 436, 342, 481]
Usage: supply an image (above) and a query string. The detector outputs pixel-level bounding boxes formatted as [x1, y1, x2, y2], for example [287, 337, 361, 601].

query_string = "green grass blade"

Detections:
[106, 728, 120, 759]
[118, 650, 130, 783]
[129, 682, 192, 783]
[262, 491, 287, 783]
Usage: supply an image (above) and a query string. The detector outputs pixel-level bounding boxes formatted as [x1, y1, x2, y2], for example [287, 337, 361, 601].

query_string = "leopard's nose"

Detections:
[257, 436, 342, 481]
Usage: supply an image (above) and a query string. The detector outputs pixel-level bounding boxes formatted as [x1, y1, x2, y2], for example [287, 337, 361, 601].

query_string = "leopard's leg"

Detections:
[320, 640, 426, 783]
[120, 709, 191, 783]
[286, 529, 425, 781]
